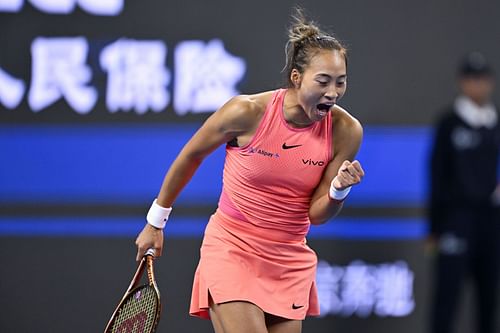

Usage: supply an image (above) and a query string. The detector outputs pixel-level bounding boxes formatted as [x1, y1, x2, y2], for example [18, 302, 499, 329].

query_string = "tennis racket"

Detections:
[104, 249, 161, 333]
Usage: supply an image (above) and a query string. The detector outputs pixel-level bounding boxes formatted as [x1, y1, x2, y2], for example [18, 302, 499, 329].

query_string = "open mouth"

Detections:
[316, 103, 333, 116]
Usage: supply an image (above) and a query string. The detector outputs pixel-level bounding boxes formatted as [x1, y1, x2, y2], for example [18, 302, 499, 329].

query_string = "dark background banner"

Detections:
[1, 0, 500, 124]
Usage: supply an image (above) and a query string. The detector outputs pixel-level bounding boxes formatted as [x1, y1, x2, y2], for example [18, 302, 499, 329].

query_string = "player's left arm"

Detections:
[309, 109, 364, 225]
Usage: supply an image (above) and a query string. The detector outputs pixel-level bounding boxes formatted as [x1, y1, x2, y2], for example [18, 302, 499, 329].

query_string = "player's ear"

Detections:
[290, 69, 302, 88]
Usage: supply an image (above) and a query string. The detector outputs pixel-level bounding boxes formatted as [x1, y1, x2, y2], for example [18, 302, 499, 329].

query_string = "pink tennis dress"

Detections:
[189, 88, 332, 320]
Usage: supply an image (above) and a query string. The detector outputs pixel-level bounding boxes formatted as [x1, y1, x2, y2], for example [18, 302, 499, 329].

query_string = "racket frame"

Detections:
[104, 250, 161, 333]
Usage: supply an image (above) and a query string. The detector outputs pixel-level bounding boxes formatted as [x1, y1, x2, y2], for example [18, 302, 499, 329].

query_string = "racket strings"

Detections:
[111, 286, 158, 333]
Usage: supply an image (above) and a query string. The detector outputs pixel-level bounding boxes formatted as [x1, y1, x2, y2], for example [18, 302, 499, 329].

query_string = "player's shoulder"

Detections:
[331, 105, 363, 138]
[218, 90, 275, 124]
[224, 90, 275, 114]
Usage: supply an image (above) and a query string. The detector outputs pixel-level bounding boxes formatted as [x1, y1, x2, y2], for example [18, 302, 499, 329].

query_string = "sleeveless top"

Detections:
[217, 88, 333, 240]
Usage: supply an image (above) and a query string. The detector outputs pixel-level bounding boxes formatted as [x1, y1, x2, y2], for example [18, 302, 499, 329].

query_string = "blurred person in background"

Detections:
[428, 51, 500, 333]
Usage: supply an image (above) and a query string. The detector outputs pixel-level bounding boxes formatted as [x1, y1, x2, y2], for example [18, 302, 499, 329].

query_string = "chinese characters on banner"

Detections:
[316, 260, 415, 318]
[100, 39, 170, 115]
[0, 37, 246, 115]
[0, 1, 247, 116]
[29, 37, 98, 114]
[174, 39, 246, 115]
[0, 68, 25, 109]
[0, 0, 123, 15]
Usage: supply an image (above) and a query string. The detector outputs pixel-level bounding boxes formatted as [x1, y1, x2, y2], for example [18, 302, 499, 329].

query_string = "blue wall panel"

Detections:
[0, 216, 427, 239]
[0, 124, 432, 206]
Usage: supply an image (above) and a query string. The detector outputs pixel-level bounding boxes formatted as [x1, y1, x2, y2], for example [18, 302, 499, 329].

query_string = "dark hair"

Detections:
[283, 8, 348, 87]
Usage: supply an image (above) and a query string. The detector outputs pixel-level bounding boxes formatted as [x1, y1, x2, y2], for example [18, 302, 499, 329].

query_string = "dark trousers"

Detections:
[430, 207, 500, 333]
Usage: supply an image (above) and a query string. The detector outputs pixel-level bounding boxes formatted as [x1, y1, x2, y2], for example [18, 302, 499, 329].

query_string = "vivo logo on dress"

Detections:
[302, 159, 325, 166]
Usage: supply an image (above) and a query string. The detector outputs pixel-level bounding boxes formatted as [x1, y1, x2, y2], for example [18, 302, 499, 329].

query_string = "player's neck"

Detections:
[283, 91, 313, 128]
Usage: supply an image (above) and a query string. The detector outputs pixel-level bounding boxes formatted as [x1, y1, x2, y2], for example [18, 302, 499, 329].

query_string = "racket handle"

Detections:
[145, 248, 156, 257]
[145, 249, 158, 287]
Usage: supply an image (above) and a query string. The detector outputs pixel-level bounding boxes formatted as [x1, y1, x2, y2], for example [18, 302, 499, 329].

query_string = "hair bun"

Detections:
[288, 9, 321, 44]
[282, 7, 348, 88]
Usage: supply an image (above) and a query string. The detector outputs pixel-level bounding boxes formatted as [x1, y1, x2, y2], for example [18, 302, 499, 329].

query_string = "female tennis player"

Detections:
[136, 8, 364, 333]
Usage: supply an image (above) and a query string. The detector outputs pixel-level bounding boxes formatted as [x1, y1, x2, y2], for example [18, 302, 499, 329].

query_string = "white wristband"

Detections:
[329, 180, 352, 201]
[146, 199, 172, 229]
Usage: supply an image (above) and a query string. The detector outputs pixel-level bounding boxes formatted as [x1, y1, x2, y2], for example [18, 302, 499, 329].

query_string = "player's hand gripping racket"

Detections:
[104, 249, 161, 333]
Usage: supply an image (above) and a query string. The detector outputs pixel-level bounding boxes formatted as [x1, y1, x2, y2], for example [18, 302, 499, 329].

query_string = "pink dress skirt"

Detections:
[189, 209, 320, 320]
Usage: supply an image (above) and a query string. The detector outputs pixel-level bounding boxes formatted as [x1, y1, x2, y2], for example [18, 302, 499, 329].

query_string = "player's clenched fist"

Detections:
[329, 160, 364, 201]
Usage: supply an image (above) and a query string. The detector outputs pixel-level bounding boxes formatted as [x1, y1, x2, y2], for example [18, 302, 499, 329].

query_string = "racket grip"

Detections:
[145, 248, 156, 257]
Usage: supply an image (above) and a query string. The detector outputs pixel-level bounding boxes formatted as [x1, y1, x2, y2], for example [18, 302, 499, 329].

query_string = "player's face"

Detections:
[294, 49, 347, 122]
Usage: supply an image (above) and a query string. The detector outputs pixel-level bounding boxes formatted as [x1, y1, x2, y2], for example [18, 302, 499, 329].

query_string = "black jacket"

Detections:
[428, 104, 500, 235]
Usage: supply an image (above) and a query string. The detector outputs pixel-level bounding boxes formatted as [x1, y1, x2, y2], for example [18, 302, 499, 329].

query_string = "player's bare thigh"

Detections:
[208, 296, 302, 333]
[209, 300, 268, 333]
[266, 313, 302, 333]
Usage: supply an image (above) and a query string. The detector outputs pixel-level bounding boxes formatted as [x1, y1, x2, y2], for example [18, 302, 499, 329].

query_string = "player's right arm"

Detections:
[135, 95, 261, 260]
